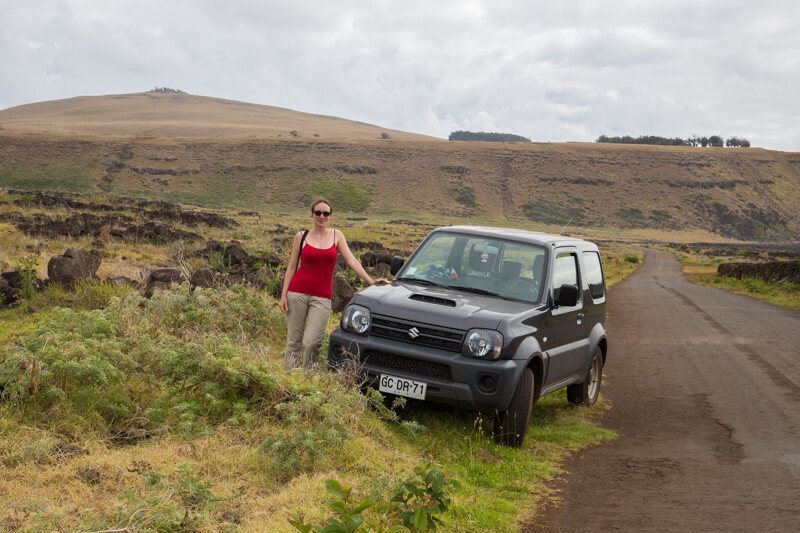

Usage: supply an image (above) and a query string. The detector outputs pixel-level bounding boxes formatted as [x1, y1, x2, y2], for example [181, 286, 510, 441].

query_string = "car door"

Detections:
[544, 248, 589, 385]
[579, 250, 606, 339]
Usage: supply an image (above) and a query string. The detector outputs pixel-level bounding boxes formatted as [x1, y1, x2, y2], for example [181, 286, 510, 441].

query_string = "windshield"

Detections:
[398, 232, 547, 303]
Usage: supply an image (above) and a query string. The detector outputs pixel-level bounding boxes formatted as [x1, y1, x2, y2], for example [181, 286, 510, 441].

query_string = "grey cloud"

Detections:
[0, 0, 798, 150]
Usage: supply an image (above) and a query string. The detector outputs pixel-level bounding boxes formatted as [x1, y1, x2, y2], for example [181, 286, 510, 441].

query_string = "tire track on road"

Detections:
[659, 282, 800, 401]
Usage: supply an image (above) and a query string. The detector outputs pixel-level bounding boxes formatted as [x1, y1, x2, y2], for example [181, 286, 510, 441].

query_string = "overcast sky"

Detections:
[2, 0, 799, 150]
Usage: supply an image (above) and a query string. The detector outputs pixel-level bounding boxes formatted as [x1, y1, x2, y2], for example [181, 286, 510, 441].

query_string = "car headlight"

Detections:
[342, 304, 371, 334]
[462, 329, 503, 359]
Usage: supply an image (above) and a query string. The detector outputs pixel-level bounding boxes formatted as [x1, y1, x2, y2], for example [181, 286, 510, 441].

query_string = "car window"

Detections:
[403, 234, 458, 278]
[583, 251, 605, 299]
[553, 253, 579, 303]
[400, 232, 546, 303]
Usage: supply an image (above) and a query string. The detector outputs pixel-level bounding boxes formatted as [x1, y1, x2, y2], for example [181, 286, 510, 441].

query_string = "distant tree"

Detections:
[725, 136, 750, 148]
[449, 130, 531, 142]
[150, 86, 185, 93]
[597, 133, 752, 148]
[596, 135, 686, 146]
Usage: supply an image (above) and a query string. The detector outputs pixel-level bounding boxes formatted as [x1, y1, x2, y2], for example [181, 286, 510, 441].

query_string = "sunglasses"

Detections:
[313, 210, 331, 217]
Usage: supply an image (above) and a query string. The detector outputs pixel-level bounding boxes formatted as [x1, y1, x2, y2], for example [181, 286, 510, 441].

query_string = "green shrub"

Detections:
[290, 466, 459, 532]
[0, 307, 133, 427]
[310, 179, 372, 212]
[623, 255, 640, 264]
[106, 462, 224, 532]
[0, 285, 286, 435]
[29, 279, 135, 311]
[18, 254, 40, 301]
[259, 388, 357, 478]
[454, 187, 476, 207]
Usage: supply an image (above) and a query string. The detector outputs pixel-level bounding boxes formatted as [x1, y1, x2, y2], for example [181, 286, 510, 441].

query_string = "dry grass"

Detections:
[0, 426, 421, 531]
[0, 92, 436, 141]
[2, 93, 799, 239]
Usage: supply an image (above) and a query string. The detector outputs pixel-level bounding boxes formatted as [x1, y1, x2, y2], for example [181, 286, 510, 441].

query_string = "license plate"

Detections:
[379, 374, 427, 400]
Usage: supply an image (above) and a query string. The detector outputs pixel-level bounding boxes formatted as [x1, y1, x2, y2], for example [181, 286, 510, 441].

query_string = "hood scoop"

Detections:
[409, 293, 457, 307]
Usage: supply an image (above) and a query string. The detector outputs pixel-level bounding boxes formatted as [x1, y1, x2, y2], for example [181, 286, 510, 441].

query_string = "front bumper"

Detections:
[328, 328, 526, 411]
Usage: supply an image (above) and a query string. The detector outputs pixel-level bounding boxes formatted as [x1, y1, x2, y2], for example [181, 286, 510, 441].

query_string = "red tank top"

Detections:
[288, 233, 338, 299]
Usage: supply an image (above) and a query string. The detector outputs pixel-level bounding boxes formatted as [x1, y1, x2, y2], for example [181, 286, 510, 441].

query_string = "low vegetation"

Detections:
[448, 131, 531, 143]
[0, 190, 644, 531]
[310, 179, 373, 212]
[597, 134, 750, 147]
[675, 249, 800, 312]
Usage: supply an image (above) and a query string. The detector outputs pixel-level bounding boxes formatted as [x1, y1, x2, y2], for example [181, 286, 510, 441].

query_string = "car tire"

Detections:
[493, 366, 535, 447]
[567, 347, 603, 406]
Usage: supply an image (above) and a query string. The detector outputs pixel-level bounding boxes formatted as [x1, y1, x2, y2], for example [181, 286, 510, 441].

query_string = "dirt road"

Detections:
[526, 249, 800, 531]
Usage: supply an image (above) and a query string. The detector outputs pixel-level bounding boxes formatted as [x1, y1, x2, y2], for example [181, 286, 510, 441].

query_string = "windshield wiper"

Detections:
[448, 285, 515, 300]
[396, 277, 446, 288]
[449, 285, 497, 296]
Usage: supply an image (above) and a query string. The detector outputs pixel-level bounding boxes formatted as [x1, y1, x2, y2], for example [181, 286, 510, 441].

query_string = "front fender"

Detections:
[505, 335, 546, 405]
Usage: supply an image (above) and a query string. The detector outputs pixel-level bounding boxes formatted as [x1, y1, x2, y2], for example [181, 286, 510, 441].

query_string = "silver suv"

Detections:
[328, 226, 607, 446]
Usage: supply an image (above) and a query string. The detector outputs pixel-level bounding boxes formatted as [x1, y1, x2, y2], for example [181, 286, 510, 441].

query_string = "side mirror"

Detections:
[554, 283, 579, 307]
[390, 256, 405, 276]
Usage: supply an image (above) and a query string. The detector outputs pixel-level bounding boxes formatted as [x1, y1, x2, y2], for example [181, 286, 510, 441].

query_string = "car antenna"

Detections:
[559, 218, 573, 235]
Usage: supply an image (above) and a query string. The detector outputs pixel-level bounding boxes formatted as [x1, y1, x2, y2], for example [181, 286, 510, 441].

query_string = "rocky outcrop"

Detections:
[2, 212, 203, 244]
[190, 268, 220, 288]
[223, 241, 249, 266]
[717, 260, 800, 284]
[0, 276, 12, 305]
[144, 268, 184, 297]
[10, 191, 237, 228]
[360, 250, 393, 268]
[331, 273, 356, 312]
[47, 248, 101, 286]
[0, 270, 43, 304]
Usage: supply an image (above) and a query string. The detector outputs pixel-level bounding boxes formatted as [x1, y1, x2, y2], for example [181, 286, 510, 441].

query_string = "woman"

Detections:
[280, 198, 387, 369]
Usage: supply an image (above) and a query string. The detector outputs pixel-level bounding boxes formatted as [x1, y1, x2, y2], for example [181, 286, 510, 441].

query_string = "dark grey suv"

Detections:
[328, 226, 607, 446]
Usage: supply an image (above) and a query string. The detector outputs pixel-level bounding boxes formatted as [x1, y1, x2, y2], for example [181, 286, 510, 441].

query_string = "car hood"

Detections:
[350, 281, 536, 331]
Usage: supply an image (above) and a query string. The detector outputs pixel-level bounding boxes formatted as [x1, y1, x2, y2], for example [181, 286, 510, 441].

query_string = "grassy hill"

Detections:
[0, 92, 435, 141]
[1, 93, 799, 240]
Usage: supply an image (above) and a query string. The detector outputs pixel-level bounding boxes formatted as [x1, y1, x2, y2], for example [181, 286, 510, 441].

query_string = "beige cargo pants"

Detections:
[284, 291, 332, 369]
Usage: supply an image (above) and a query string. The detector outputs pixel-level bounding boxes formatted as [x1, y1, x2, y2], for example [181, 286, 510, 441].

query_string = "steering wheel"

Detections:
[503, 278, 539, 300]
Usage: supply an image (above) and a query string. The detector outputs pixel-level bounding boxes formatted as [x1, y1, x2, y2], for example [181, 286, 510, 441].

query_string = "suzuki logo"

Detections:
[408, 327, 420, 339]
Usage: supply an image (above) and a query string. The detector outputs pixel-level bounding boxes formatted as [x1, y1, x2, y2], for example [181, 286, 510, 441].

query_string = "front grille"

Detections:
[361, 350, 452, 382]
[370, 316, 464, 352]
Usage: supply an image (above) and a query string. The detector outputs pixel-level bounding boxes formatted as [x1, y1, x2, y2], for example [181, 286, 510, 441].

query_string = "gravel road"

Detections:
[525, 249, 800, 531]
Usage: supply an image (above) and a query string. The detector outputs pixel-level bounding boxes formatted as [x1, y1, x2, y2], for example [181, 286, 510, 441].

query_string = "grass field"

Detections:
[675, 250, 800, 312]
[0, 191, 640, 531]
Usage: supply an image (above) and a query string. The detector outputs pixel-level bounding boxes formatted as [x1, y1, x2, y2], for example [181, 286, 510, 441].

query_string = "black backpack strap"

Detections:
[296, 230, 309, 271]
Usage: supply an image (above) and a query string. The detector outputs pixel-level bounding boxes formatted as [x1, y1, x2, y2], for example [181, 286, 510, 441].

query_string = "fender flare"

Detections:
[507, 336, 546, 405]
[588, 322, 608, 367]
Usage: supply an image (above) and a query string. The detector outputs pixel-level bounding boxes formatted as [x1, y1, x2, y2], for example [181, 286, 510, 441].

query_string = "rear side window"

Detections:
[583, 251, 605, 299]
[553, 253, 579, 302]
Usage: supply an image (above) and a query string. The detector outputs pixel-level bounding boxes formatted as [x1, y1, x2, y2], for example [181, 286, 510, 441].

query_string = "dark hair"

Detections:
[310, 198, 333, 213]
